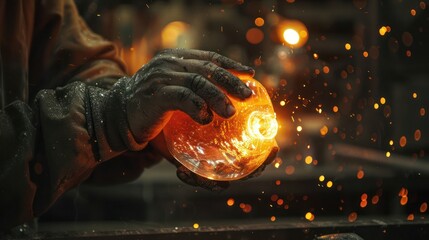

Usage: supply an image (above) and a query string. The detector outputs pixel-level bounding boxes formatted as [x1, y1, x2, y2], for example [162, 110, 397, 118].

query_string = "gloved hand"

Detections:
[88, 49, 255, 161]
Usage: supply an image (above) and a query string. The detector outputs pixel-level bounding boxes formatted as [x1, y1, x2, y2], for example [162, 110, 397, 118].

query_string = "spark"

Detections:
[305, 212, 315, 221]
[345, 43, 352, 50]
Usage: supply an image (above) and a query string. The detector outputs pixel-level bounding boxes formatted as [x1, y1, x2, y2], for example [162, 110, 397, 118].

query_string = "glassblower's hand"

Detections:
[125, 48, 255, 144]
[91, 48, 254, 155]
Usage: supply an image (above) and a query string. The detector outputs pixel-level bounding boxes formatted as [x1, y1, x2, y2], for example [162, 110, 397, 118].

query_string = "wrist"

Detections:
[86, 77, 147, 161]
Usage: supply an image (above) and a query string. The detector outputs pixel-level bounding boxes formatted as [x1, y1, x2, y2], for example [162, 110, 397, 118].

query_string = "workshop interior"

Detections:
[9, 0, 429, 239]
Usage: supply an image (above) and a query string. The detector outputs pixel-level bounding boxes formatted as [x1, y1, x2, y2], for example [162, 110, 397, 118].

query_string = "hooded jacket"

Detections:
[0, 0, 149, 230]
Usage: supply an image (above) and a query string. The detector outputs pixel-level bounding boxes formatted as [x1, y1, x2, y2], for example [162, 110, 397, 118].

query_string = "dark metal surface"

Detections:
[3, 218, 429, 240]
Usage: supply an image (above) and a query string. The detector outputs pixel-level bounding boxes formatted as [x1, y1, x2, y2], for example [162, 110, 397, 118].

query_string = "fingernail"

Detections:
[241, 86, 252, 98]
[226, 104, 236, 117]
[241, 65, 255, 73]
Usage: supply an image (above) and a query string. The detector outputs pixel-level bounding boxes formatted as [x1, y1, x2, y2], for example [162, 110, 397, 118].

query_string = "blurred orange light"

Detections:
[246, 28, 264, 44]
[357, 169, 365, 179]
[305, 212, 315, 221]
[161, 21, 190, 48]
[348, 212, 358, 222]
[283, 29, 300, 45]
[277, 20, 308, 48]
[255, 17, 265, 27]
[379, 26, 387, 36]
[345, 43, 352, 50]
[420, 202, 428, 213]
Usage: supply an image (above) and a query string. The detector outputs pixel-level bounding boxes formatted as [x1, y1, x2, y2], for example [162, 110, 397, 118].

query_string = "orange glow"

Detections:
[399, 136, 407, 147]
[227, 198, 235, 206]
[283, 29, 300, 45]
[345, 43, 352, 50]
[386, 151, 391, 158]
[277, 199, 284, 206]
[379, 26, 388, 36]
[407, 214, 415, 221]
[413, 92, 418, 98]
[255, 17, 265, 27]
[363, 51, 369, 57]
[361, 193, 368, 201]
[193, 223, 199, 229]
[319, 175, 325, 182]
[360, 200, 368, 208]
[270, 216, 276, 222]
[161, 21, 190, 48]
[333, 106, 339, 113]
[285, 165, 295, 175]
[246, 28, 264, 44]
[271, 194, 279, 202]
[411, 9, 417, 16]
[305, 156, 313, 165]
[374, 103, 379, 109]
[371, 195, 380, 205]
[420, 108, 426, 116]
[164, 77, 278, 181]
[406, 50, 412, 57]
[420, 202, 428, 213]
[414, 129, 421, 141]
[305, 212, 315, 221]
[277, 19, 308, 48]
[242, 204, 252, 213]
[320, 125, 329, 136]
[380, 97, 386, 104]
[323, 66, 330, 74]
[400, 196, 408, 205]
[357, 169, 365, 179]
[399, 187, 408, 197]
[348, 212, 358, 222]
[326, 181, 333, 188]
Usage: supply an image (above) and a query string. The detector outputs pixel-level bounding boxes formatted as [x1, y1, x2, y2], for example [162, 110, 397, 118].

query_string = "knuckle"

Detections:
[208, 51, 219, 61]
[188, 74, 207, 92]
[177, 88, 193, 102]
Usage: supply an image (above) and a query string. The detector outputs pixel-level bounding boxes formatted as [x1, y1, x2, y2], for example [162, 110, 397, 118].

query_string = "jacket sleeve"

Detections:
[0, 0, 138, 230]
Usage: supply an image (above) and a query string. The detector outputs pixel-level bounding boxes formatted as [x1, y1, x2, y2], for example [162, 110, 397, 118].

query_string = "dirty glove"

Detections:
[87, 49, 255, 161]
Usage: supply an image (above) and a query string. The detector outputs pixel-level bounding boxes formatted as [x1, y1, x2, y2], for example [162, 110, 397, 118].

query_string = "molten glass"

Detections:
[163, 77, 278, 181]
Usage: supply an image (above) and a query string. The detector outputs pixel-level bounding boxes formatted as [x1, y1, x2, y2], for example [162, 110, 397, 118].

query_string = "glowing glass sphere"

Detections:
[163, 77, 278, 181]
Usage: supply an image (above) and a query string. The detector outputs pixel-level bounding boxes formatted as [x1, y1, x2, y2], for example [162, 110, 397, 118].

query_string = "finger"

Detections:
[159, 49, 255, 75]
[158, 71, 236, 118]
[174, 58, 252, 100]
[176, 166, 230, 192]
[154, 85, 213, 124]
[241, 146, 279, 180]
[263, 145, 279, 166]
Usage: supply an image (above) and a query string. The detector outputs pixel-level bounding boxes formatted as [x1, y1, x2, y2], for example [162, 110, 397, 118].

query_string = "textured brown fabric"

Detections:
[0, 0, 133, 230]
